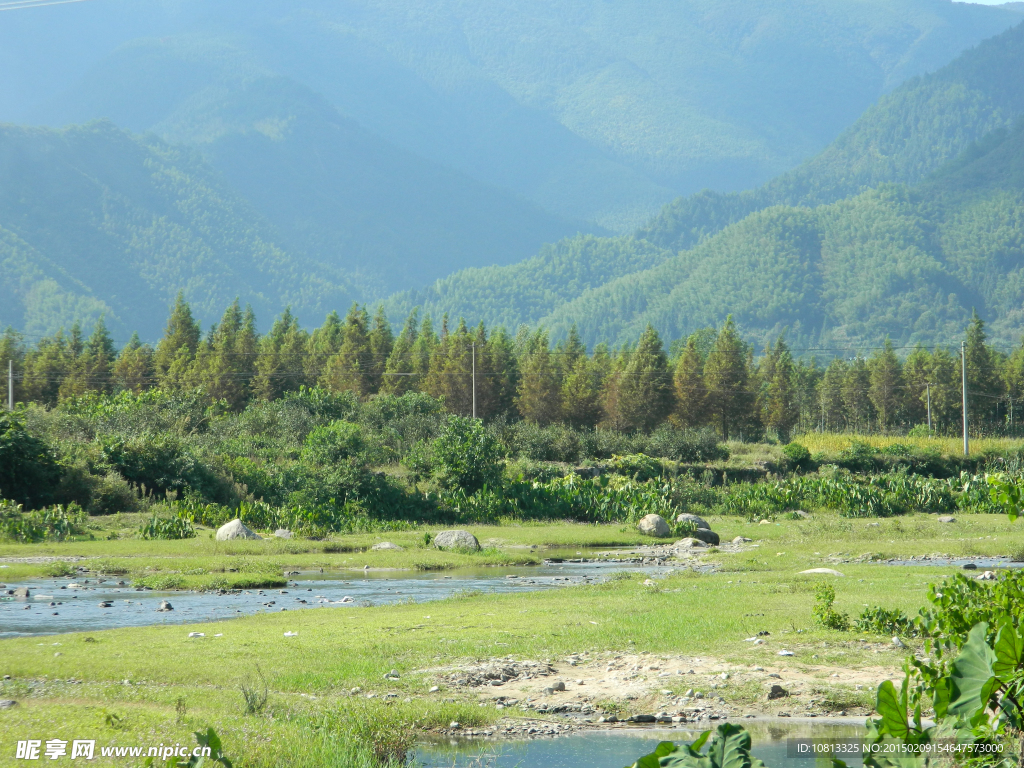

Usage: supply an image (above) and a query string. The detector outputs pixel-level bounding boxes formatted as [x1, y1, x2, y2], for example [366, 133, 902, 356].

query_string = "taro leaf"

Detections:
[661, 725, 764, 768]
[992, 622, 1023, 683]
[625, 742, 679, 768]
[931, 677, 951, 721]
[876, 680, 910, 740]
[948, 623, 997, 720]
[689, 731, 711, 754]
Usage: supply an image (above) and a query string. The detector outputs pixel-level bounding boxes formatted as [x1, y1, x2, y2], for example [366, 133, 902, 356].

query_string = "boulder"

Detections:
[216, 519, 262, 541]
[433, 530, 481, 551]
[675, 513, 711, 530]
[691, 528, 720, 546]
[157, 601, 174, 612]
[937, 515, 956, 523]
[732, 536, 752, 544]
[799, 568, 845, 577]
[371, 542, 404, 551]
[675, 538, 705, 549]
[12, 587, 29, 598]
[638, 514, 671, 538]
[792, 510, 811, 519]
[274, 529, 294, 539]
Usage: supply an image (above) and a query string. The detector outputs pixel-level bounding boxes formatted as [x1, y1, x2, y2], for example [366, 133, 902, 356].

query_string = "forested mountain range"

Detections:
[6, 0, 1021, 232]
[0, 122, 353, 339]
[395, 20, 1024, 350]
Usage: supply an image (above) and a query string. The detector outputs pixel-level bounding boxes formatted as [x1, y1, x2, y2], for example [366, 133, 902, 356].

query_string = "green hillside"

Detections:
[0, 121, 351, 339]
[540, 120, 1024, 349]
[18, 0, 1023, 230]
[639, 19, 1024, 252]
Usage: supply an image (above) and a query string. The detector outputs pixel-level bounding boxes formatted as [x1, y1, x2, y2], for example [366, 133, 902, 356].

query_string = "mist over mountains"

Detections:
[2, 0, 1024, 343]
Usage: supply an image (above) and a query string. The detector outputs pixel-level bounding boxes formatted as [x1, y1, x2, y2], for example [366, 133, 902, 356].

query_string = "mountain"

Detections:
[8, 0, 1023, 231]
[396, 18, 1024, 347]
[0, 121, 351, 339]
[538, 119, 1024, 349]
[639, 18, 1024, 252]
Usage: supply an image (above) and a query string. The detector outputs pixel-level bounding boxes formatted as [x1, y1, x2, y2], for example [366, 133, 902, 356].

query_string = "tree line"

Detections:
[3, 295, 1022, 440]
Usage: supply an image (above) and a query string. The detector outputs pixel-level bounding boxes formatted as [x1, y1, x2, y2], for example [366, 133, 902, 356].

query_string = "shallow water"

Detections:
[0, 561, 674, 638]
[883, 556, 1021, 569]
[413, 721, 865, 768]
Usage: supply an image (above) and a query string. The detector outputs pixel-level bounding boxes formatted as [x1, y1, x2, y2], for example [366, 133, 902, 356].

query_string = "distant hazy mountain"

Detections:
[394, 19, 1024, 348]
[5, 0, 1022, 232]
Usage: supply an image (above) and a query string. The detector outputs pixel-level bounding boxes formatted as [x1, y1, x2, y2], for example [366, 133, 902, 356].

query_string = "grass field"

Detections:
[793, 432, 1024, 457]
[2, 513, 1023, 766]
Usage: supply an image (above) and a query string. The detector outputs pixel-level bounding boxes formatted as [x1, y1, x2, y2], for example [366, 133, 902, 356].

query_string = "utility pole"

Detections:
[471, 343, 476, 420]
[961, 341, 969, 457]
[7, 359, 12, 412]
[926, 383, 932, 436]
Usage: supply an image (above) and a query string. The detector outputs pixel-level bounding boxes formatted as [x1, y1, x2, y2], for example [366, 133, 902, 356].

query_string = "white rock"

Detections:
[638, 514, 671, 538]
[371, 542, 404, 551]
[274, 529, 294, 539]
[187, 632, 205, 638]
[732, 536, 752, 544]
[675, 513, 711, 530]
[778, 650, 794, 656]
[675, 537, 706, 549]
[433, 530, 481, 551]
[284, 631, 298, 638]
[799, 568, 845, 577]
[216, 519, 261, 541]
[977, 571, 997, 581]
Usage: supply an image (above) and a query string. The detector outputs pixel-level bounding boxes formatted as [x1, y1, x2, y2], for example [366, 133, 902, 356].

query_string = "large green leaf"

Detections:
[948, 622, 997, 720]
[625, 742, 679, 768]
[659, 725, 764, 768]
[992, 622, 1023, 683]
[876, 680, 910, 739]
[930, 677, 950, 721]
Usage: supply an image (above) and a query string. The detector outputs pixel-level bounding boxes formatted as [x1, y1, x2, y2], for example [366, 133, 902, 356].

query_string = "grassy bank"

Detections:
[3, 514, 1024, 765]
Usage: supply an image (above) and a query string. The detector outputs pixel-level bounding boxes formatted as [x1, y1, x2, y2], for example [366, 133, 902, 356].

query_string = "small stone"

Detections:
[792, 510, 811, 519]
[732, 536, 752, 544]
[892, 637, 907, 648]
[638, 514, 671, 538]
[937, 516, 955, 523]
[449, 722, 461, 729]
[778, 650, 794, 656]
[371, 542, 403, 551]
[977, 571, 997, 581]
[962, 563, 978, 570]
[433, 530, 481, 551]
[429, 686, 440, 693]
[0, 700, 17, 710]
[12, 587, 29, 598]
[384, 669, 400, 679]
[157, 600, 173, 612]
[98, 601, 113, 608]
[767, 684, 789, 700]
[216, 519, 261, 541]
[551, 681, 566, 691]
[759, 520, 772, 525]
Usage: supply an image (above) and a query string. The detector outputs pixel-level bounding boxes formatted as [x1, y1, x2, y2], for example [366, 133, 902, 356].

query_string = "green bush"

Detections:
[139, 514, 196, 540]
[88, 472, 139, 515]
[781, 442, 812, 469]
[432, 416, 502, 494]
[812, 582, 850, 630]
[608, 453, 664, 481]
[0, 411, 61, 508]
[0, 500, 86, 542]
[301, 421, 365, 465]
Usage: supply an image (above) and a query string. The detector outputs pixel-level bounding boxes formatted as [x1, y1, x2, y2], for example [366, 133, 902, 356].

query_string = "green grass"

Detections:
[2, 513, 1023, 766]
[793, 432, 1024, 457]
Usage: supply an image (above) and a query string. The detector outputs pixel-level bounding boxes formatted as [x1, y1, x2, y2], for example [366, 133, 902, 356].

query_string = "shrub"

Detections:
[644, 425, 729, 462]
[89, 472, 139, 515]
[609, 453, 664, 481]
[139, 514, 196, 540]
[0, 500, 86, 542]
[301, 421, 365, 465]
[812, 582, 849, 630]
[432, 416, 502, 494]
[781, 442, 812, 469]
[0, 411, 61, 508]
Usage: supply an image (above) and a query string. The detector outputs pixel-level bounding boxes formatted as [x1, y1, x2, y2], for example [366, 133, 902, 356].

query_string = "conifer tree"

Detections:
[704, 317, 753, 440]
[672, 336, 708, 428]
[868, 338, 905, 432]
[323, 305, 374, 397]
[516, 329, 561, 425]
[60, 318, 116, 398]
[306, 311, 345, 384]
[616, 325, 673, 433]
[958, 311, 1002, 424]
[112, 333, 155, 393]
[561, 355, 602, 429]
[254, 308, 308, 400]
[482, 325, 518, 418]
[193, 300, 257, 410]
[842, 355, 874, 431]
[23, 331, 69, 406]
[759, 336, 798, 441]
[381, 310, 420, 396]
[155, 292, 200, 381]
[425, 319, 474, 415]
[929, 347, 961, 433]
[411, 314, 437, 383]
[902, 345, 932, 426]
[368, 305, 394, 393]
[818, 358, 847, 430]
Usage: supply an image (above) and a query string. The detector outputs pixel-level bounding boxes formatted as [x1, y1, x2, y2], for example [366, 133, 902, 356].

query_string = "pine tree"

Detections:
[902, 345, 932, 427]
[929, 347, 961, 434]
[367, 305, 394, 394]
[306, 311, 344, 384]
[59, 318, 116, 398]
[254, 308, 308, 400]
[381, 310, 420, 396]
[958, 311, 1002, 425]
[760, 336, 798, 441]
[411, 314, 437, 383]
[23, 331, 70, 406]
[868, 338, 906, 432]
[704, 317, 753, 440]
[561, 356, 601, 429]
[516, 329, 561, 425]
[818, 358, 847, 430]
[842, 356, 874, 431]
[155, 292, 201, 382]
[112, 333, 155, 393]
[671, 336, 708, 428]
[193, 300, 257, 410]
[791, 357, 822, 435]
[423, 318, 475, 415]
[322, 305, 374, 397]
[615, 325, 673, 433]
[480, 325, 517, 418]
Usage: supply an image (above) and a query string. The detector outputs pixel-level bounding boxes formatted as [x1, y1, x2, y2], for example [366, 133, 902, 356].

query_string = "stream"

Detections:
[0, 561, 675, 638]
[413, 721, 865, 768]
